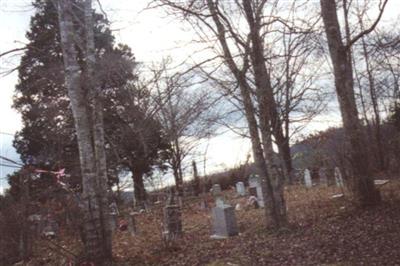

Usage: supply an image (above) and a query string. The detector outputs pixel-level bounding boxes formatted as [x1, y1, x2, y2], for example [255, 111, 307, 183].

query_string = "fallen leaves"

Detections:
[28, 181, 400, 265]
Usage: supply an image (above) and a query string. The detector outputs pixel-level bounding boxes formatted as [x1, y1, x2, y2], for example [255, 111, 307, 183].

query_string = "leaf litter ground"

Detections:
[31, 181, 400, 265]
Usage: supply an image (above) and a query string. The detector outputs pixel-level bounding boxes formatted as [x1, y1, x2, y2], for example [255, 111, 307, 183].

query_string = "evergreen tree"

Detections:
[13, 0, 168, 204]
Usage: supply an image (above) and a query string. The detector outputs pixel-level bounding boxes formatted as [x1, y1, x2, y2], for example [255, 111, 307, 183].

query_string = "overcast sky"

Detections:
[1, 0, 398, 192]
[0, 0, 258, 191]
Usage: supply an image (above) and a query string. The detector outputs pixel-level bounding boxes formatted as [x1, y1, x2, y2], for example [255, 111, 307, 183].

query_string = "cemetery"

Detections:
[6, 170, 398, 265]
[1, 0, 400, 265]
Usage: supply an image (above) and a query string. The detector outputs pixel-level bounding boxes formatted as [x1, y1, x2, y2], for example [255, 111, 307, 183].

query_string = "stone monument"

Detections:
[248, 174, 264, 207]
[334, 167, 344, 187]
[304, 168, 312, 188]
[235, 182, 246, 196]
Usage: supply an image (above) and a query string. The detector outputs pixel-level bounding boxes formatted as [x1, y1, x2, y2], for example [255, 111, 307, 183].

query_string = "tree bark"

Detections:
[84, 0, 112, 259]
[192, 160, 200, 196]
[242, 0, 287, 225]
[206, 0, 284, 228]
[320, 0, 380, 206]
[171, 138, 184, 197]
[131, 169, 147, 210]
[56, 0, 112, 262]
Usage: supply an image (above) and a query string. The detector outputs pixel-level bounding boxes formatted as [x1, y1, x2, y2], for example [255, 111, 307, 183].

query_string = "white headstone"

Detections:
[248, 174, 264, 207]
[334, 167, 344, 187]
[235, 182, 246, 196]
[304, 169, 312, 188]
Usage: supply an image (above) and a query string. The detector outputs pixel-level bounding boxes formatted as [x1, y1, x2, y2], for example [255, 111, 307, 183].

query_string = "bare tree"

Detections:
[350, 8, 400, 172]
[150, 60, 219, 197]
[319, 0, 388, 206]
[153, 0, 290, 227]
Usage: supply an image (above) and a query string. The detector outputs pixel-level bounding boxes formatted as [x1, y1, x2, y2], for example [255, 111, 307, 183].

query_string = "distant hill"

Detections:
[290, 123, 400, 175]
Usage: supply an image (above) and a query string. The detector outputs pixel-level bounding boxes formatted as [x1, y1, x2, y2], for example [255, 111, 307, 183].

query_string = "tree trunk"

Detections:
[320, 0, 380, 206]
[242, 0, 287, 225]
[192, 160, 200, 196]
[206, 0, 284, 228]
[172, 160, 184, 197]
[84, 0, 112, 259]
[171, 139, 184, 197]
[56, 0, 112, 262]
[281, 138, 293, 183]
[131, 169, 147, 210]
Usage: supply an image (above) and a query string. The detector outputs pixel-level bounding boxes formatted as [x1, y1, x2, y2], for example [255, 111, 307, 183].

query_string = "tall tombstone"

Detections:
[128, 212, 138, 236]
[319, 167, 328, 187]
[211, 199, 238, 238]
[109, 213, 118, 233]
[235, 182, 246, 196]
[334, 167, 344, 187]
[163, 190, 182, 241]
[304, 168, 312, 188]
[248, 174, 264, 207]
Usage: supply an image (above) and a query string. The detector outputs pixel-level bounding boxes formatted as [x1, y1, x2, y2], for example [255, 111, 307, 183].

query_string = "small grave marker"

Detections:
[128, 212, 138, 236]
[334, 167, 344, 187]
[304, 169, 312, 188]
[235, 182, 246, 196]
[109, 213, 118, 233]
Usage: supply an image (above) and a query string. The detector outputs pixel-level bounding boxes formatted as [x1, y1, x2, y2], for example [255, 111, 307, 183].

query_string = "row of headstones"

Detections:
[303, 167, 344, 188]
[209, 175, 267, 238]
[110, 192, 184, 240]
[109, 178, 264, 240]
[159, 168, 345, 240]
[235, 175, 264, 207]
[209, 168, 346, 237]
[108, 205, 179, 239]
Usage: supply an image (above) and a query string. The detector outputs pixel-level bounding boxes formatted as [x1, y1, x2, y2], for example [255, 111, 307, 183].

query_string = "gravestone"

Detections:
[334, 167, 344, 187]
[211, 184, 224, 207]
[235, 182, 246, 196]
[319, 167, 328, 187]
[163, 205, 182, 240]
[211, 184, 222, 197]
[128, 212, 138, 236]
[163, 189, 182, 241]
[304, 168, 312, 188]
[211, 203, 238, 238]
[109, 213, 118, 233]
[109, 201, 119, 215]
[248, 174, 264, 207]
